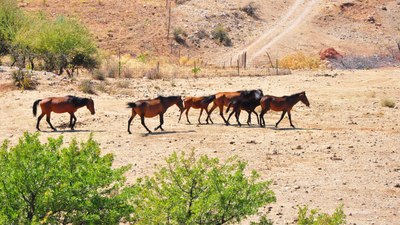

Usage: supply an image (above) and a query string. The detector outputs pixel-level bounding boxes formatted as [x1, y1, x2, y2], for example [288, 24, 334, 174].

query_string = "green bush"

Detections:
[297, 205, 346, 225]
[130, 151, 276, 224]
[212, 25, 232, 47]
[0, 0, 23, 55]
[0, 132, 133, 224]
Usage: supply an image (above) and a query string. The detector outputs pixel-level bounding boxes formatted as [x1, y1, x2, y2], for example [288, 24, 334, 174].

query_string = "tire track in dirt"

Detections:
[230, 0, 321, 65]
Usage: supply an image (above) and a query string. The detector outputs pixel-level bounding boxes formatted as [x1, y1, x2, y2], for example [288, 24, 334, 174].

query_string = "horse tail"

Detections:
[32, 99, 42, 117]
[201, 95, 216, 105]
[127, 102, 136, 108]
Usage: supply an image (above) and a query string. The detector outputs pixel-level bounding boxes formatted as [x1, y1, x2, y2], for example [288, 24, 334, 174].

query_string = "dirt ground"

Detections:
[0, 68, 399, 224]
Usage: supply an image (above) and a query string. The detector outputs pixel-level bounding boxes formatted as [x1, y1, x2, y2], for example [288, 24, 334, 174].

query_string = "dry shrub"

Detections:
[143, 68, 161, 79]
[12, 70, 37, 90]
[122, 66, 136, 78]
[116, 80, 130, 88]
[280, 52, 321, 70]
[381, 98, 395, 108]
[240, 2, 259, 19]
[92, 69, 106, 80]
[79, 80, 96, 94]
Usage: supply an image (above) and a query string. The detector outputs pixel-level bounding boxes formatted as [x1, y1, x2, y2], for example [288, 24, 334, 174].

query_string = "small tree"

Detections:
[297, 205, 346, 225]
[0, 0, 24, 55]
[131, 151, 276, 224]
[0, 132, 133, 224]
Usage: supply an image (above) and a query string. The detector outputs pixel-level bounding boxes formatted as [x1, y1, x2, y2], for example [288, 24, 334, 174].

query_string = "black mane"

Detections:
[67, 95, 89, 107]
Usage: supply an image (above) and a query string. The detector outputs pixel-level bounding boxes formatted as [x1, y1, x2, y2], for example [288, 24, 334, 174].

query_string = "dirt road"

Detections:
[0, 68, 399, 224]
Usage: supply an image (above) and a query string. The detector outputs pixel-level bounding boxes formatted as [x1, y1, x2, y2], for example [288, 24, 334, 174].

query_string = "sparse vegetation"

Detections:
[192, 66, 201, 76]
[11, 69, 37, 90]
[79, 79, 96, 94]
[280, 52, 321, 70]
[173, 27, 187, 45]
[130, 151, 276, 224]
[116, 80, 130, 88]
[92, 69, 106, 80]
[211, 24, 232, 47]
[297, 205, 346, 225]
[328, 55, 399, 69]
[143, 68, 161, 79]
[381, 98, 395, 108]
[241, 2, 259, 19]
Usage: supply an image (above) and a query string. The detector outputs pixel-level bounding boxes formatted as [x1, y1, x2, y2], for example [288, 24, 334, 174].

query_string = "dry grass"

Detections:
[381, 98, 395, 108]
[279, 52, 322, 70]
[79, 80, 96, 94]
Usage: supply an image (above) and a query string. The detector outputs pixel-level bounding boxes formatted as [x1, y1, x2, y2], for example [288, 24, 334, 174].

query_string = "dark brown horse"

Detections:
[259, 91, 310, 128]
[33, 95, 95, 131]
[225, 89, 263, 126]
[127, 96, 184, 134]
[207, 90, 261, 125]
[178, 95, 215, 124]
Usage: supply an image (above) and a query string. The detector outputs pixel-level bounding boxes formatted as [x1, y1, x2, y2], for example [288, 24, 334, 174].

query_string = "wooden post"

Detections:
[118, 47, 121, 78]
[157, 61, 160, 74]
[266, 51, 274, 68]
[230, 57, 232, 67]
[243, 51, 247, 69]
[275, 59, 279, 75]
[237, 59, 240, 76]
[167, 1, 171, 40]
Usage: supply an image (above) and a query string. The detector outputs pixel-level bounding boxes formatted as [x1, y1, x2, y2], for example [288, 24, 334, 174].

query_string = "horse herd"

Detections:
[32, 90, 310, 134]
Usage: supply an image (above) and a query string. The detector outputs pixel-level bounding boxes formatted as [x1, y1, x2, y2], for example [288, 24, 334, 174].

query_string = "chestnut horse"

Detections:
[225, 89, 264, 126]
[33, 95, 95, 131]
[259, 91, 310, 128]
[207, 89, 261, 125]
[127, 95, 184, 134]
[178, 95, 215, 124]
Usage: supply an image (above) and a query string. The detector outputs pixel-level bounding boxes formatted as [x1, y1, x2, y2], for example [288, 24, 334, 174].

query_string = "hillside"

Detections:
[20, 0, 400, 66]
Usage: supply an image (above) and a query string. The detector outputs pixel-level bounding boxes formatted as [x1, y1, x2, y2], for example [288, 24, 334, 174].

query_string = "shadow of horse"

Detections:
[41, 129, 106, 133]
[141, 130, 196, 137]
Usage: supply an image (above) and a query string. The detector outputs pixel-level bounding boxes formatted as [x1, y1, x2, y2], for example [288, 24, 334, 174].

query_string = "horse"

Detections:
[225, 89, 264, 126]
[178, 95, 216, 124]
[33, 95, 95, 131]
[206, 89, 262, 125]
[127, 95, 184, 134]
[259, 91, 310, 128]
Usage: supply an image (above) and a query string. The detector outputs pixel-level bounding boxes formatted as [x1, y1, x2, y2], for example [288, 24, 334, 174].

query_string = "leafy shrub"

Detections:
[297, 205, 346, 225]
[79, 79, 96, 94]
[136, 53, 149, 63]
[211, 25, 232, 46]
[0, 0, 24, 55]
[0, 132, 133, 224]
[11, 69, 37, 90]
[251, 215, 274, 225]
[130, 151, 276, 224]
[280, 52, 321, 70]
[381, 98, 395, 108]
[192, 66, 201, 76]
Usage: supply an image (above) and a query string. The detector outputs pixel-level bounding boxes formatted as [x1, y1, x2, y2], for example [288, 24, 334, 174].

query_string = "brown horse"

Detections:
[127, 95, 184, 134]
[178, 95, 215, 124]
[207, 90, 261, 125]
[225, 89, 264, 126]
[259, 91, 310, 128]
[33, 95, 95, 131]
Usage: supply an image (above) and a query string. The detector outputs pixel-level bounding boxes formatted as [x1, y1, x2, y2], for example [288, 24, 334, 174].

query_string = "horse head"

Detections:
[299, 92, 310, 107]
[87, 98, 96, 115]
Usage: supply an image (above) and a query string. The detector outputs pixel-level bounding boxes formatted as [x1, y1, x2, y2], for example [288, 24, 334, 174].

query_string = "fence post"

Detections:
[243, 51, 247, 69]
[237, 59, 240, 76]
[167, 1, 171, 40]
[118, 47, 121, 78]
[157, 61, 160, 74]
[275, 59, 279, 75]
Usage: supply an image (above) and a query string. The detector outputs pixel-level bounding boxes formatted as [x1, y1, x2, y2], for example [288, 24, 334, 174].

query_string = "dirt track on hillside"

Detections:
[0, 68, 399, 224]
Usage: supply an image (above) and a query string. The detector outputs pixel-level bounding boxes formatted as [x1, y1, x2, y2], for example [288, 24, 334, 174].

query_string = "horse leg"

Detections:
[206, 103, 217, 123]
[178, 108, 185, 123]
[253, 111, 260, 126]
[127, 112, 136, 134]
[185, 107, 191, 124]
[221, 105, 229, 125]
[198, 108, 203, 124]
[205, 108, 213, 124]
[235, 110, 241, 127]
[71, 114, 77, 130]
[227, 110, 235, 125]
[140, 115, 152, 133]
[36, 113, 45, 131]
[276, 111, 286, 128]
[288, 111, 296, 128]
[46, 113, 57, 131]
[155, 113, 164, 131]
[246, 110, 252, 125]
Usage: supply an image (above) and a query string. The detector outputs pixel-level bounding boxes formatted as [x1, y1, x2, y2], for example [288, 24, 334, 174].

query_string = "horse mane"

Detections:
[157, 95, 181, 100]
[67, 95, 89, 107]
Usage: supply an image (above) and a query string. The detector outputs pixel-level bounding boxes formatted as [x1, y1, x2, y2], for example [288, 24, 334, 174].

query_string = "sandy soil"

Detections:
[0, 68, 399, 224]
